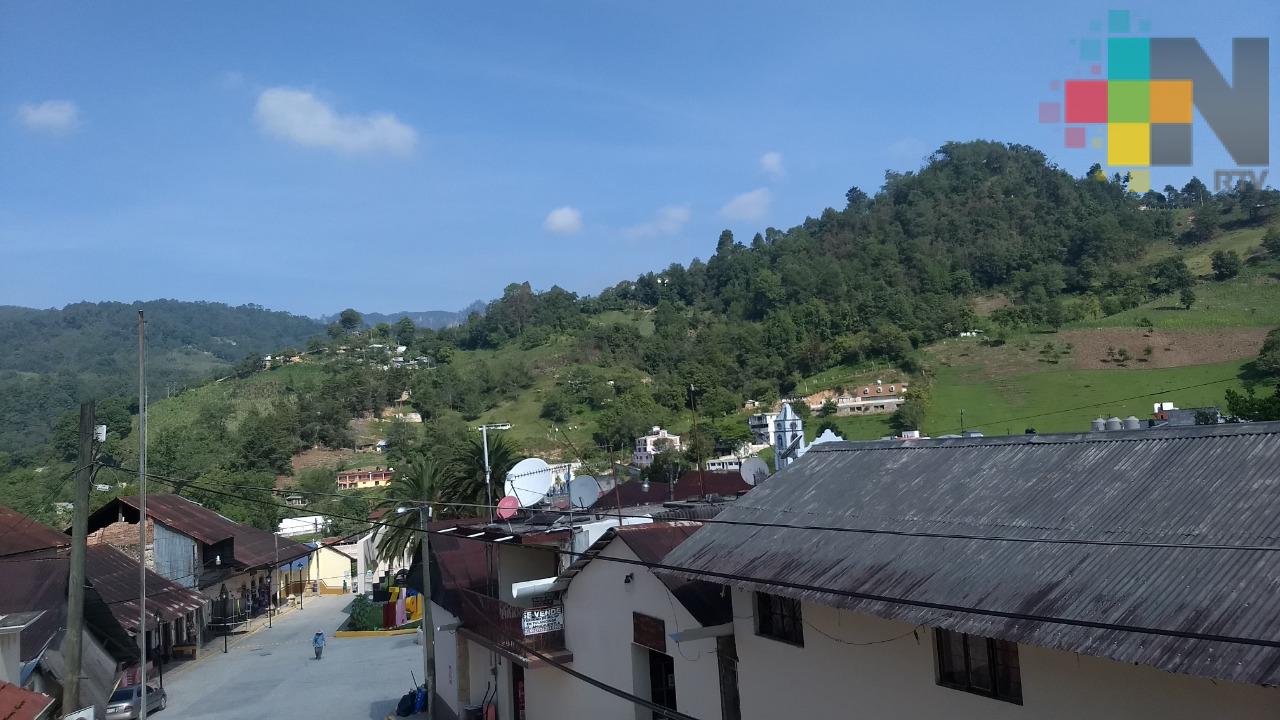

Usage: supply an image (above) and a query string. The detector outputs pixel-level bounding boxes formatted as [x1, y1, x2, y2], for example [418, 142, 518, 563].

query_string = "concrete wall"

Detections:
[310, 547, 353, 592]
[730, 590, 1280, 720]
[524, 540, 722, 720]
[152, 521, 198, 588]
[0, 631, 19, 684]
[497, 545, 556, 605]
[432, 603, 462, 718]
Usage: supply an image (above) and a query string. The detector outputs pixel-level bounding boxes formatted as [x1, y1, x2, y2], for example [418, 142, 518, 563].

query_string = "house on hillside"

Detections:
[662, 422, 1280, 718]
[806, 379, 909, 416]
[523, 522, 737, 720]
[337, 468, 393, 489]
[84, 495, 313, 636]
[632, 427, 682, 467]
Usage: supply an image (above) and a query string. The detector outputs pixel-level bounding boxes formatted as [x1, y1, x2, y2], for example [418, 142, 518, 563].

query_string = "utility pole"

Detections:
[63, 400, 94, 712]
[419, 505, 436, 720]
[138, 310, 149, 719]
[689, 384, 705, 499]
[271, 531, 279, 629]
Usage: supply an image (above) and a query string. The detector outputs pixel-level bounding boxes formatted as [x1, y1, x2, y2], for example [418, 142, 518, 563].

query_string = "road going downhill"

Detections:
[161, 594, 422, 720]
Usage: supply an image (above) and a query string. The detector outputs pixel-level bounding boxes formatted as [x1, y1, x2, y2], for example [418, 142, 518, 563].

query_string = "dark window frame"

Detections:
[753, 591, 804, 646]
[934, 628, 1022, 705]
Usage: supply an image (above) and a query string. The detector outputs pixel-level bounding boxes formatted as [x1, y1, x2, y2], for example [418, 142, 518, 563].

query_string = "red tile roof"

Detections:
[0, 682, 54, 720]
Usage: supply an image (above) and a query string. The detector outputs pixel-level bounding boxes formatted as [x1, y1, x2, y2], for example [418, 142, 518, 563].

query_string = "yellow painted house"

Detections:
[308, 541, 356, 595]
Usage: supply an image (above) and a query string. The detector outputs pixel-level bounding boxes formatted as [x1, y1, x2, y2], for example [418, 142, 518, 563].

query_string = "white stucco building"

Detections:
[632, 427, 682, 467]
[525, 522, 733, 720]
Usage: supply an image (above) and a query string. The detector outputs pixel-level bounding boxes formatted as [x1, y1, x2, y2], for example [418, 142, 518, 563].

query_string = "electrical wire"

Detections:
[126, 469, 1280, 554]
[120, 470, 1280, 650]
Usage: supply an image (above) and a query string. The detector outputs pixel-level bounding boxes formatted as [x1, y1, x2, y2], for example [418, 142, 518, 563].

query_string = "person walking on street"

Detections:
[313, 631, 326, 660]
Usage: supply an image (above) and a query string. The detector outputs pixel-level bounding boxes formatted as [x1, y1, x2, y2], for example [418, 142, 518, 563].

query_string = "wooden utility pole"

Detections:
[63, 400, 94, 712]
[420, 505, 436, 719]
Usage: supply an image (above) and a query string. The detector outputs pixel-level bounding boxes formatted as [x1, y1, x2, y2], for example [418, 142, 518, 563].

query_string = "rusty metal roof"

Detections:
[589, 472, 750, 511]
[87, 494, 312, 570]
[85, 544, 205, 633]
[0, 507, 139, 664]
[661, 422, 1280, 687]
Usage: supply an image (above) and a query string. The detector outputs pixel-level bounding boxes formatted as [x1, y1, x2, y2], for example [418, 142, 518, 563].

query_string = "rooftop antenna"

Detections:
[474, 423, 511, 522]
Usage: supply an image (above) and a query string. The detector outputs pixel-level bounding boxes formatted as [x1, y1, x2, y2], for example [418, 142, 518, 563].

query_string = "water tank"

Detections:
[1091, 418, 1106, 432]
[1105, 417, 1123, 431]
[1123, 415, 1141, 430]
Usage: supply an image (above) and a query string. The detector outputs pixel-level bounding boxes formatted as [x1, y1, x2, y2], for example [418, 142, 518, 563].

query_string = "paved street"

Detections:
[161, 594, 422, 720]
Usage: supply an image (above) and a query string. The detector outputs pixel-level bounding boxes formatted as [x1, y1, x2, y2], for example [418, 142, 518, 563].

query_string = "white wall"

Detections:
[524, 540, 722, 720]
[498, 545, 556, 605]
[0, 631, 19, 684]
[731, 589, 1280, 720]
[431, 603, 461, 718]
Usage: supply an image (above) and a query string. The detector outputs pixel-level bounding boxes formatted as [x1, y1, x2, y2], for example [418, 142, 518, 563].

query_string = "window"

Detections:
[935, 629, 1022, 704]
[754, 592, 803, 646]
[648, 649, 677, 719]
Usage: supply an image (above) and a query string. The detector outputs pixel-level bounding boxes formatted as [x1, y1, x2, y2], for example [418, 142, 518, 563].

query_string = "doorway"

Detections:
[647, 649, 676, 719]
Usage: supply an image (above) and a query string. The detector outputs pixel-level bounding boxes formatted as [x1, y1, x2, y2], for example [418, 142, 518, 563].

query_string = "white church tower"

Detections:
[774, 402, 807, 470]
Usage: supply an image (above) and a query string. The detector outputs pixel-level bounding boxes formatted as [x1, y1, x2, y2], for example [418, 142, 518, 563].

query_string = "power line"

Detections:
[128, 470, 1280, 650]
[127, 467, 1280, 554]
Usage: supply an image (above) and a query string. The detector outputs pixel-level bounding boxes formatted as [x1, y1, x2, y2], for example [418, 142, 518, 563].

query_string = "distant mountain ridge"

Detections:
[0, 299, 324, 456]
[321, 300, 486, 330]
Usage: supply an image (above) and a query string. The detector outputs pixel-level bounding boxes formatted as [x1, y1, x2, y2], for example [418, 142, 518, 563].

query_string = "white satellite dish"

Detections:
[568, 476, 598, 509]
[739, 457, 769, 486]
[506, 457, 553, 507]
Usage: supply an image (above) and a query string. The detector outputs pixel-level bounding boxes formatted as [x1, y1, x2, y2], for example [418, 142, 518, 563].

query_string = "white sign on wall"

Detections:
[521, 606, 564, 636]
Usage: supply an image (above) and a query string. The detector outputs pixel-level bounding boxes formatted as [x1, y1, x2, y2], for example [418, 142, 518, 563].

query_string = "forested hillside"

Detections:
[4, 140, 1278, 531]
[0, 299, 323, 455]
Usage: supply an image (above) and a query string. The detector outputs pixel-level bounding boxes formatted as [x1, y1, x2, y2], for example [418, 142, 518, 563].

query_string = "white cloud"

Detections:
[253, 87, 417, 156]
[624, 204, 691, 239]
[544, 206, 583, 235]
[760, 151, 784, 179]
[17, 100, 79, 134]
[720, 188, 772, 223]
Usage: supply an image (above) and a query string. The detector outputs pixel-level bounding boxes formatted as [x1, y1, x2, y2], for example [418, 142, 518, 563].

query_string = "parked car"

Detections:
[105, 685, 167, 719]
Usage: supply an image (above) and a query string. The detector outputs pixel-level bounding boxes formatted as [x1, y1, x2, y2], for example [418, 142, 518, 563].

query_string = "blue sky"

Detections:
[1, 1, 1276, 317]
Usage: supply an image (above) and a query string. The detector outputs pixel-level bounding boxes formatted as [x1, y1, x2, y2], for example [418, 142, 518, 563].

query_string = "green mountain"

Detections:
[4, 140, 1278, 529]
[0, 299, 322, 456]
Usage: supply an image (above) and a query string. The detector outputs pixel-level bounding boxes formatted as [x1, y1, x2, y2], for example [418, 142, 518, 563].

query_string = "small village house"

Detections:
[524, 522, 736, 720]
[307, 539, 356, 595]
[337, 467, 394, 490]
[632, 427, 681, 468]
[662, 422, 1280, 719]
[83, 495, 313, 637]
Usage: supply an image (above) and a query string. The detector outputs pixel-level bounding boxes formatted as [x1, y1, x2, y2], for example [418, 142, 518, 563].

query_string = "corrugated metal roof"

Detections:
[660, 422, 1280, 687]
[588, 472, 751, 511]
[87, 495, 312, 570]
[84, 544, 205, 632]
[0, 507, 139, 664]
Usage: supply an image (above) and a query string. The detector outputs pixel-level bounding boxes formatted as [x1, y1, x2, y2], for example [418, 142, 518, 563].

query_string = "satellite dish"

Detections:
[506, 457, 553, 507]
[496, 496, 520, 520]
[568, 476, 598, 509]
[739, 457, 769, 486]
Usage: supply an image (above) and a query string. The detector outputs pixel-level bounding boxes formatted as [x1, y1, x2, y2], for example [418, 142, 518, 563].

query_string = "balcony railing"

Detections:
[450, 588, 567, 657]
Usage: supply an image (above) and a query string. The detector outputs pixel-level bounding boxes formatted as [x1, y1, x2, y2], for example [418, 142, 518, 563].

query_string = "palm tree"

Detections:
[374, 455, 452, 565]
[442, 434, 518, 509]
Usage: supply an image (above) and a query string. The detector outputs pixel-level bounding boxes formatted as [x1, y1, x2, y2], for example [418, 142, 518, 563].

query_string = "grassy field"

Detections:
[928, 358, 1253, 436]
